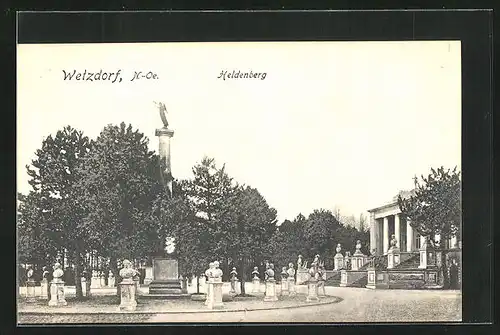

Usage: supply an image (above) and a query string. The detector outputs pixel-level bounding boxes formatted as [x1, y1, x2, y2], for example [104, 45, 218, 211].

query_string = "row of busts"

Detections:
[33, 259, 139, 283]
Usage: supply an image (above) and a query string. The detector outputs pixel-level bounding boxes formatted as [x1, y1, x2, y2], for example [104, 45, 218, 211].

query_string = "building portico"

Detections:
[368, 191, 458, 256]
[368, 201, 421, 255]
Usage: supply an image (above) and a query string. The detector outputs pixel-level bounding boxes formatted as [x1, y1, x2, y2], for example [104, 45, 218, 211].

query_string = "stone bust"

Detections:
[205, 262, 214, 280]
[390, 234, 398, 248]
[119, 259, 138, 282]
[42, 266, 49, 279]
[251, 266, 260, 279]
[212, 261, 223, 281]
[52, 263, 64, 282]
[336, 243, 342, 254]
[287, 263, 296, 277]
[230, 267, 238, 280]
[26, 266, 34, 279]
[297, 255, 303, 269]
[281, 266, 288, 279]
[265, 263, 275, 281]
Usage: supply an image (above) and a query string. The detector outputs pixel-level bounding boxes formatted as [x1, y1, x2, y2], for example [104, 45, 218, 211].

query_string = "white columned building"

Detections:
[368, 191, 419, 256]
[368, 190, 460, 256]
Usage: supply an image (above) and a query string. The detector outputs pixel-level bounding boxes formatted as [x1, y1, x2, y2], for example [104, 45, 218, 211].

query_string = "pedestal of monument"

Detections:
[25, 279, 36, 302]
[148, 258, 185, 298]
[207, 280, 224, 309]
[39, 279, 49, 300]
[306, 280, 319, 302]
[252, 278, 261, 293]
[118, 279, 137, 311]
[48, 279, 67, 307]
[280, 279, 289, 295]
[287, 278, 296, 296]
[263, 279, 278, 302]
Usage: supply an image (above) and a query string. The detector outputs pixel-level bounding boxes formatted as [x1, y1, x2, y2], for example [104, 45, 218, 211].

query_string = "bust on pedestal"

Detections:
[264, 263, 278, 302]
[118, 260, 139, 311]
[25, 266, 36, 303]
[40, 266, 50, 300]
[204, 262, 215, 305]
[387, 235, 401, 269]
[317, 264, 326, 297]
[251, 267, 260, 293]
[280, 266, 289, 295]
[334, 243, 344, 270]
[207, 261, 224, 309]
[287, 263, 296, 296]
[306, 263, 320, 302]
[48, 263, 67, 307]
[351, 240, 366, 270]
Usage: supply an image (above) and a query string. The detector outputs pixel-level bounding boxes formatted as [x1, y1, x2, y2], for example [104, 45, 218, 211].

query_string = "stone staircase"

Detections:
[395, 253, 420, 269]
[350, 274, 368, 287]
[325, 271, 341, 286]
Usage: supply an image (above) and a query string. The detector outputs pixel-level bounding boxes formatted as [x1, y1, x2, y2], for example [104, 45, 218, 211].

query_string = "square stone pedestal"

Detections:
[25, 279, 36, 302]
[118, 281, 137, 311]
[306, 280, 319, 302]
[264, 279, 278, 302]
[252, 279, 261, 293]
[387, 248, 401, 269]
[48, 280, 67, 307]
[207, 281, 224, 309]
[204, 280, 212, 306]
[39, 279, 49, 300]
[287, 278, 296, 296]
[280, 280, 289, 296]
[334, 253, 344, 271]
[317, 281, 326, 297]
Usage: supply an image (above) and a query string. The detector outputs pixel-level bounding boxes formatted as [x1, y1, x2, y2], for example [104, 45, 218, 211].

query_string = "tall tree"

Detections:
[398, 166, 461, 288]
[17, 192, 57, 265]
[303, 209, 342, 259]
[184, 157, 236, 264]
[23, 126, 91, 298]
[75, 122, 162, 283]
[218, 186, 277, 295]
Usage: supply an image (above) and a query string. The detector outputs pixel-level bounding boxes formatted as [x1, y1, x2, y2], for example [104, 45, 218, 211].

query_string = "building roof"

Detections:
[367, 189, 416, 213]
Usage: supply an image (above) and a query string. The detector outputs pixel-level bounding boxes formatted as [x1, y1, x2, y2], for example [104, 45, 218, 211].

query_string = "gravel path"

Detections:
[18, 287, 461, 324]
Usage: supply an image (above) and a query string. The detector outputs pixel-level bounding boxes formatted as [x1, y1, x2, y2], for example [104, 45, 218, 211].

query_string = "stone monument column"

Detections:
[155, 127, 175, 197]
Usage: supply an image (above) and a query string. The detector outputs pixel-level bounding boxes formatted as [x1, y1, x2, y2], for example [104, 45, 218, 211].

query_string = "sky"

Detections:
[17, 41, 461, 223]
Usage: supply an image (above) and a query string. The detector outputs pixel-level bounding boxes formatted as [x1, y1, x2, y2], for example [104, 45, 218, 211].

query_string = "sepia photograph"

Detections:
[16, 40, 463, 324]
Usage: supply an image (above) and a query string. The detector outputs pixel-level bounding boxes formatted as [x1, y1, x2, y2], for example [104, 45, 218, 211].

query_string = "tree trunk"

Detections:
[74, 251, 83, 299]
[196, 276, 200, 294]
[240, 257, 246, 296]
[440, 249, 449, 289]
[110, 256, 120, 298]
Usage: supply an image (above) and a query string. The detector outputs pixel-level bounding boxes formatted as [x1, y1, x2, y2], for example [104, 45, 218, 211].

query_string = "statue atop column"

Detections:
[154, 101, 174, 198]
[154, 101, 169, 129]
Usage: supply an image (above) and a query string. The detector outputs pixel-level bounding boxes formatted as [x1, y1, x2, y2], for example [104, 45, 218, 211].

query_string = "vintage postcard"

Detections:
[17, 40, 462, 324]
